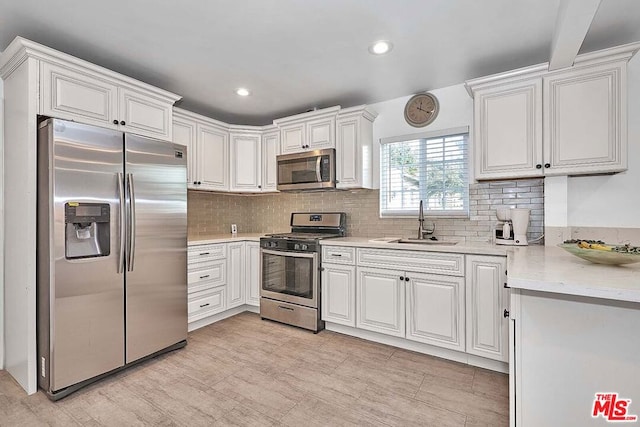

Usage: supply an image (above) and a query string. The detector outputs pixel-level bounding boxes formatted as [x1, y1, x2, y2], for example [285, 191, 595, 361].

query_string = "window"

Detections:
[380, 127, 469, 217]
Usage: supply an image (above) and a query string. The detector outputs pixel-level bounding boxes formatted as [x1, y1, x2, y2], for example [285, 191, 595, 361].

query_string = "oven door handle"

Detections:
[261, 248, 317, 259]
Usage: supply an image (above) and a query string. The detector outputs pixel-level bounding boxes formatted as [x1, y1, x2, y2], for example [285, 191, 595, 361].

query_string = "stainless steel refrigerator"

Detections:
[37, 118, 188, 400]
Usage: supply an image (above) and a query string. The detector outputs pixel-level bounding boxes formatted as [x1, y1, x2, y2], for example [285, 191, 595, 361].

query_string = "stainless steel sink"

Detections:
[367, 237, 458, 245]
[396, 238, 458, 245]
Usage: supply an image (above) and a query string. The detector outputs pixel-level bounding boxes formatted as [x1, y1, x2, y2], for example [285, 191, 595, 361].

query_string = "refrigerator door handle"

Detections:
[117, 173, 126, 273]
[127, 173, 136, 272]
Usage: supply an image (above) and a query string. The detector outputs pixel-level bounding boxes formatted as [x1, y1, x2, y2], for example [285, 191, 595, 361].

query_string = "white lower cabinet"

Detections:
[321, 263, 356, 327]
[227, 242, 246, 309]
[245, 242, 261, 306]
[406, 272, 465, 351]
[188, 240, 260, 326]
[357, 267, 406, 337]
[465, 255, 509, 362]
[188, 287, 226, 323]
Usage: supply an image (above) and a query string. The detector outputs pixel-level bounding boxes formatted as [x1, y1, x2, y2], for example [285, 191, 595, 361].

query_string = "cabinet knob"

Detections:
[193, 181, 197, 185]
[113, 119, 119, 125]
[405, 277, 410, 282]
[258, 185, 261, 189]
[198, 181, 202, 185]
[503, 309, 510, 318]
[544, 163, 551, 168]
[399, 276, 405, 281]
[120, 120, 126, 126]
[536, 164, 542, 169]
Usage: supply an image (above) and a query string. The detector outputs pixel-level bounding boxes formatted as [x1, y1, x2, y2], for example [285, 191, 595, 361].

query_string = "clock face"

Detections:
[404, 93, 439, 127]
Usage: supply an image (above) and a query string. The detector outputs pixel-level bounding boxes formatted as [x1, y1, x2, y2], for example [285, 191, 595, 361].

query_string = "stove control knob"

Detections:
[294, 244, 301, 250]
[271, 242, 278, 248]
[301, 244, 308, 251]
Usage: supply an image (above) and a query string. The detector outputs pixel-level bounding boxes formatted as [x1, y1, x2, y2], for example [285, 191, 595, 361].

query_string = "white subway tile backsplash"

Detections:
[188, 178, 545, 244]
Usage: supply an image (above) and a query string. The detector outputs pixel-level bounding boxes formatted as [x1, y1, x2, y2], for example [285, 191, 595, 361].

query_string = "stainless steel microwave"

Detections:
[277, 148, 336, 191]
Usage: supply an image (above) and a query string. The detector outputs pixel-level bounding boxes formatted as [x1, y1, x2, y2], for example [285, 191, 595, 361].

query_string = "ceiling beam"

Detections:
[549, 0, 602, 71]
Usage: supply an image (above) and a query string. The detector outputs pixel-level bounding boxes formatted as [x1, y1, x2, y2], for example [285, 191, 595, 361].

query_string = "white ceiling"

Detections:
[1, 0, 639, 125]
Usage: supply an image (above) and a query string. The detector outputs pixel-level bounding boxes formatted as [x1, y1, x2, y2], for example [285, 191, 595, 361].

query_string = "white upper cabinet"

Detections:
[466, 44, 637, 180]
[230, 128, 262, 192]
[472, 77, 543, 180]
[197, 122, 229, 191]
[543, 61, 627, 175]
[172, 111, 197, 187]
[336, 106, 377, 189]
[274, 106, 340, 154]
[35, 41, 180, 142]
[261, 127, 280, 192]
[40, 61, 119, 130]
[174, 108, 230, 191]
[118, 87, 173, 141]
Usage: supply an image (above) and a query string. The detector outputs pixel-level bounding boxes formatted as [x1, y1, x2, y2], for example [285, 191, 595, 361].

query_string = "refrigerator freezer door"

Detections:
[124, 134, 188, 363]
[42, 119, 126, 392]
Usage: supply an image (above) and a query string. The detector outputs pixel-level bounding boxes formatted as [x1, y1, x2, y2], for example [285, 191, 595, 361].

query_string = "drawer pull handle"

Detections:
[331, 254, 342, 257]
[200, 303, 210, 308]
[278, 305, 294, 311]
[199, 252, 210, 256]
[199, 275, 210, 279]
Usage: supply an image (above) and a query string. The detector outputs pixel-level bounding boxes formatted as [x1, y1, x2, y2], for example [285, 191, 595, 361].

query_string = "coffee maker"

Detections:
[495, 207, 530, 246]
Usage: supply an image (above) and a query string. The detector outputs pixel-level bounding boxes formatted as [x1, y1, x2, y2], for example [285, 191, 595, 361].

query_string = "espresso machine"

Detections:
[495, 207, 530, 246]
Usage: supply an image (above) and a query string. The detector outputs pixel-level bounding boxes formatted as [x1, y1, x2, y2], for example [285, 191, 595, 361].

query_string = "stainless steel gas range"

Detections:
[260, 212, 346, 332]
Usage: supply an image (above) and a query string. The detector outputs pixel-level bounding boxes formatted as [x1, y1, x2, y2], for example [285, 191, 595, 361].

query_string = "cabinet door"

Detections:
[543, 62, 626, 175]
[119, 87, 173, 141]
[474, 78, 543, 180]
[465, 255, 509, 362]
[40, 61, 119, 129]
[261, 130, 280, 192]
[173, 116, 197, 187]
[197, 123, 229, 191]
[230, 133, 261, 192]
[357, 267, 405, 337]
[406, 272, 465, 351]
[245, 242, 261, 306]
[280, 123, 305, 154]
[336, 117, 359, 188]
[306, 117, 335, 150]
[227, 242, 245, 309]
[321, 264, 356, 327]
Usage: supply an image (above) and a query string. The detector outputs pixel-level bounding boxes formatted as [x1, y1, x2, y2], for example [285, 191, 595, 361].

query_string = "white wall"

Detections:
[565, 53, 640, 227]
[369, 84, 473, 188]
[0, 76, 4, 370]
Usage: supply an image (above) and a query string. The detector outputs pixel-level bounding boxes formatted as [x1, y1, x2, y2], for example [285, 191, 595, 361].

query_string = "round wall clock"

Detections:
[404, 92, 439, 127]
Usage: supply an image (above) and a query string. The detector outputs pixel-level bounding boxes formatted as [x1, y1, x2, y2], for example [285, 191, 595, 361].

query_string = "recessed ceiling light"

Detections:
[369, 40, 393, 55]
[236, 88, 250, 96]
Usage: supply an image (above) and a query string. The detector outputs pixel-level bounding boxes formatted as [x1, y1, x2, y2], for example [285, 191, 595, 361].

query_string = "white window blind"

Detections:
[380, 128, 469, 217]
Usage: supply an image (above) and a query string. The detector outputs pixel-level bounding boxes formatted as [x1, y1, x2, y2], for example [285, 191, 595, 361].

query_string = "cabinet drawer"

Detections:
[188, 243, 226, 264]
[322, 246, 356, 265]
[188, 287, 226, 322]
[188, 259, 226, 293]
[357, 248, 464, 276]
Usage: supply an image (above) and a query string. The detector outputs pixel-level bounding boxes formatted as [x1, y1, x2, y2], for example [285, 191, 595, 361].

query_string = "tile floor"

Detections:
[0, 312, 509, 426]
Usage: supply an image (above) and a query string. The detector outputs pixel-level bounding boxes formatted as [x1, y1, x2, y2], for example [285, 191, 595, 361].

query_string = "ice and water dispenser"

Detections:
[65, 202, 111, 259]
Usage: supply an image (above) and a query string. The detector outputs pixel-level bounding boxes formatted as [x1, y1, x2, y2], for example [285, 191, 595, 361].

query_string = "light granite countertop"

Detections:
[188, 233, 266, 245]
[322, 237, 640, 303]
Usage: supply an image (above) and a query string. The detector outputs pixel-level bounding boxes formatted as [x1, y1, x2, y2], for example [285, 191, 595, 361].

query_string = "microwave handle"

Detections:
[316, 156, 322, 182]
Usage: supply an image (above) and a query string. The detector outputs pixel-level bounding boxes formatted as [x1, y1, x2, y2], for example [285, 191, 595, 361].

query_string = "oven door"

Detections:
[260, 249, 318, 308]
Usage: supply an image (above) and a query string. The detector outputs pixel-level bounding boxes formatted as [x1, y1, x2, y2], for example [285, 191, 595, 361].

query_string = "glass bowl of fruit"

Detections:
[558, 240, 640, 265]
